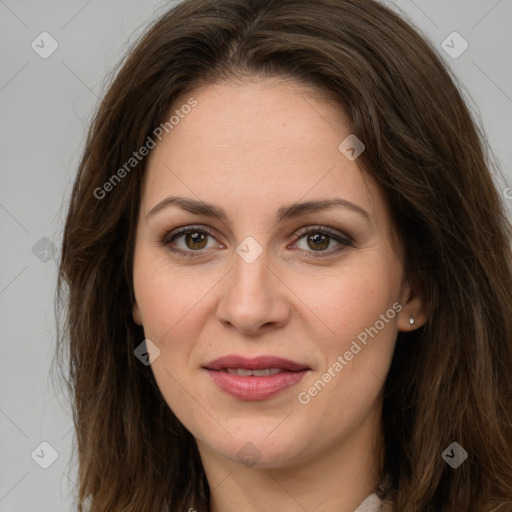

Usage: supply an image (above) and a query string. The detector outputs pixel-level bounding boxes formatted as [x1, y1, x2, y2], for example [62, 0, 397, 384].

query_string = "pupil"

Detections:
[187, 232, 206, 249]
[309, 233, 329, 250]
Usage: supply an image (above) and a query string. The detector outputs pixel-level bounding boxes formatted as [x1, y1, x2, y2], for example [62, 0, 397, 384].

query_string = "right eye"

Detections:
[161, 225, 222, 257]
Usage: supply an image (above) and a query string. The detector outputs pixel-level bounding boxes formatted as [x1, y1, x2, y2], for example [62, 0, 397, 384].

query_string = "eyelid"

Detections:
[160, 224, 218, 243]
[292, 225, 352, 244]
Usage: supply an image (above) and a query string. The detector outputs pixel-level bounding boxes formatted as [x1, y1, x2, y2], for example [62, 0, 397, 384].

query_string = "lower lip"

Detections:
[205, 369, 308, 400]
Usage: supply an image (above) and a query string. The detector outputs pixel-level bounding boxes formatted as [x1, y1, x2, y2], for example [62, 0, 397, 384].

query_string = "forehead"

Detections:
[167, 77, 351, 149]
[141, 78, 381, 223]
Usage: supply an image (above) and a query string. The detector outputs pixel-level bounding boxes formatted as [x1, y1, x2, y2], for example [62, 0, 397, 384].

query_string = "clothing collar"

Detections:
[353, 474, 393, 512]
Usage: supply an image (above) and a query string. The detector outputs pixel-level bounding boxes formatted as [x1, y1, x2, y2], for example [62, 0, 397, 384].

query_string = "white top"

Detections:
[354, 491, 393, 512]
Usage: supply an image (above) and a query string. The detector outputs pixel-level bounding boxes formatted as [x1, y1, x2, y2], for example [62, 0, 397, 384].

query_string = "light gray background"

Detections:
[1, 1, 511, 510]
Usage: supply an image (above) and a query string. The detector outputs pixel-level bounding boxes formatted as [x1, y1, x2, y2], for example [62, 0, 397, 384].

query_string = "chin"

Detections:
[198, 424, 312, 469]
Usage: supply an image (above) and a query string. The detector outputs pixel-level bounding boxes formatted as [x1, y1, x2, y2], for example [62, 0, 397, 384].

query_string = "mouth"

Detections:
[222, 367, 285, 376]
[204, 355, 309, 372]
[203, 355, 310, 400]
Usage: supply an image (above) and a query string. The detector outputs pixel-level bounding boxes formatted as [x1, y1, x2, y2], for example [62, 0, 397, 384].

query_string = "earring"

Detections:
[409, 316, 415, 325]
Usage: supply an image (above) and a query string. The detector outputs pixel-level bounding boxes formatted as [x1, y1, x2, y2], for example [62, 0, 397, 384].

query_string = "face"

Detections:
[132, 77, 424, 470]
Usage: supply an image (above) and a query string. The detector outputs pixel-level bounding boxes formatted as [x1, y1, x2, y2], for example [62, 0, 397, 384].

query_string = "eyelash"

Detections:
[160, 225, 353, 259]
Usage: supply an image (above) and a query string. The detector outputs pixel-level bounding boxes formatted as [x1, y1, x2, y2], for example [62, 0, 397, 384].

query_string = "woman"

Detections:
[54, 0, 512, 510]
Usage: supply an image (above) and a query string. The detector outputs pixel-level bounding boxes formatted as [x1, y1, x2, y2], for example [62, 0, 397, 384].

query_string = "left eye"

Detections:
[291, 227, 352, 257]
[161, 226, 352, 257]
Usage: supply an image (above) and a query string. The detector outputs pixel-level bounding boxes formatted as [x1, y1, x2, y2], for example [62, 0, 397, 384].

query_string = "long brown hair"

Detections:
[53, 0, 512, 510]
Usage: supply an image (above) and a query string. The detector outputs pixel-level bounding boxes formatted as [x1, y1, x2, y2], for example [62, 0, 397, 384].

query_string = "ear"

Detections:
[132, 302, 143, 326]
[397, 279, 428, 332]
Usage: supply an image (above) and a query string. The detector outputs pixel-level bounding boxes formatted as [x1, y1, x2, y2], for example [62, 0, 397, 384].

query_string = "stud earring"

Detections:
[409, 316, 415, 325]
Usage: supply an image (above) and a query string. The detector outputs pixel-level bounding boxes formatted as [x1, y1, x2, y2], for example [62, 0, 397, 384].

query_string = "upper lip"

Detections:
[204, 355, 309, 371]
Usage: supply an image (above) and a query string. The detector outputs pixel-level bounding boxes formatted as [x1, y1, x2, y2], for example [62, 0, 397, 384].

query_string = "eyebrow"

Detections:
[147, 196, 372, 223]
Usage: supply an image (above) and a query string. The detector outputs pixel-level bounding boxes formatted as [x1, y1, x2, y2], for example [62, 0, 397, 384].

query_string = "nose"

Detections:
[216, 247, 291, 335]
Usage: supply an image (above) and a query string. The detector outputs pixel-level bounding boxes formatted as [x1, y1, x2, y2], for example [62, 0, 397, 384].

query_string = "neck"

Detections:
[198, 404, 384, 512]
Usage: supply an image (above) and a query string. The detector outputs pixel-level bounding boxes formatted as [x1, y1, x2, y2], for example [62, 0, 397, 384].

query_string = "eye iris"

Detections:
[186, 231, 208, 250]
[307, 233, 329, 251]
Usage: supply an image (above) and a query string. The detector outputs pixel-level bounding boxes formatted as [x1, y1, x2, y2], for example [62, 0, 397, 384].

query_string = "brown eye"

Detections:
[292, 226, 353, 258]
[161, 226, 219, 257]
[183, 231, 208, 250]
[305, 232, 330, 251]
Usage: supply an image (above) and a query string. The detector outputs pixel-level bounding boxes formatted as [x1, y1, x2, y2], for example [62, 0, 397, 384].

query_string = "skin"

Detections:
[132, 76, 426, 512]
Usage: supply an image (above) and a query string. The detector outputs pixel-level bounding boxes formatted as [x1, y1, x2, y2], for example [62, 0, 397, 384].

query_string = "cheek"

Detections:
[132, 251, 216, 342]
[300, 260, 400, 342]
[132, 255, 209, 421]
[298, 256, 401, 407]
[297, 274, 398, 429]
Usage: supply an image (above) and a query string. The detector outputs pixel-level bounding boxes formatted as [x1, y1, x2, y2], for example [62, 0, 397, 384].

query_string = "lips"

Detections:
[203, 355, 310, 400]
